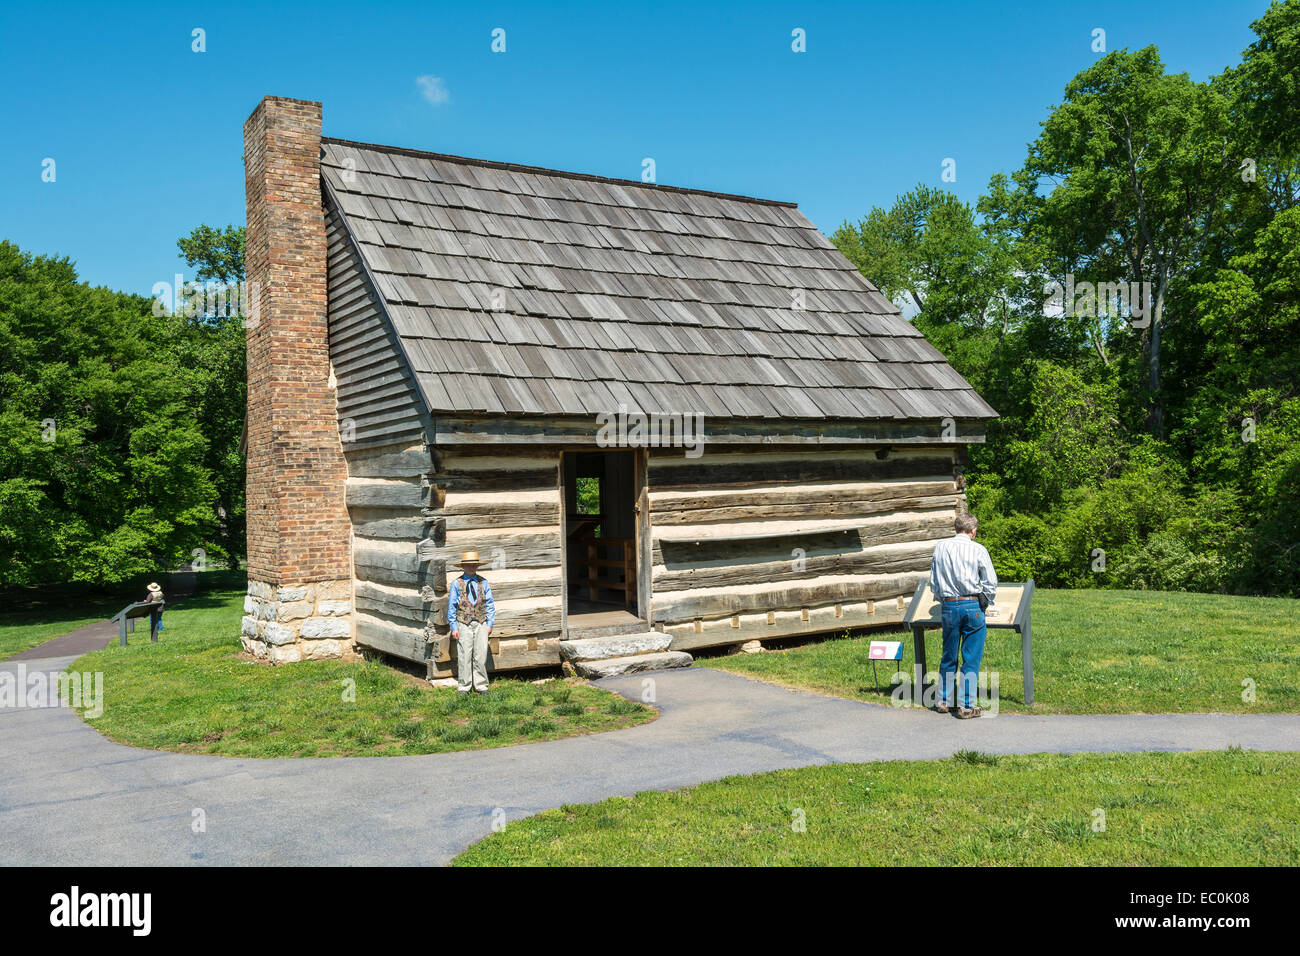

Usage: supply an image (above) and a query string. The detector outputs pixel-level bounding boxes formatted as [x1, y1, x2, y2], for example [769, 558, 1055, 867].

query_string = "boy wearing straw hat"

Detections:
[448, 552, 495, 694]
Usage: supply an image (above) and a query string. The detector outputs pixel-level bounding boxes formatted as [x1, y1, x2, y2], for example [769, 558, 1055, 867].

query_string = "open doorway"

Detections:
[562, 450, 642, 631]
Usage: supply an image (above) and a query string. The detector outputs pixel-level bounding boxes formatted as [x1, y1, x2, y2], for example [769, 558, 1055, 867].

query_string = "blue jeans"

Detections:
[938, 599, 986, 708]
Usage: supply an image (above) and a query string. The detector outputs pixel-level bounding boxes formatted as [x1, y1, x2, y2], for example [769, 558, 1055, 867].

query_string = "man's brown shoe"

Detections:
[956, 706, 984, 719]
[934, 703, 951, 714]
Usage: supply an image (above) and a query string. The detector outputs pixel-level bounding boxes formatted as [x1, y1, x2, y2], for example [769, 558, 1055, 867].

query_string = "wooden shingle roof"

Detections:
[320, 138, 997, 423]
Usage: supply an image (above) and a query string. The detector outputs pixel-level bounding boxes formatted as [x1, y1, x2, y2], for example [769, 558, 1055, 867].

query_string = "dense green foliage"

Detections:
[0, 233, 245, 586]
[833, 1, 1300, 595]
[576, 476, 601, 514]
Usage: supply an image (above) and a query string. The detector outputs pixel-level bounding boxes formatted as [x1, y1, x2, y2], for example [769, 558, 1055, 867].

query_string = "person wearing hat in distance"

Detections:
[448, 552, 495, 694]
[145, 581, 165, 631]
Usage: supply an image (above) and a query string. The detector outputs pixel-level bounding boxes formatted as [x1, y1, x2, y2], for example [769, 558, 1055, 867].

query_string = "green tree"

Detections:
[1218, 0, 1300, 216]
[1000, 362, 1125, 513]
[0, 242, 218, 585]
[1016, 47, 1234, 436]
[830, 7, 1300, 598]
[831, 184, 1014, 330]
[173, 224, 248, 565]
[177, 224, 246, 285]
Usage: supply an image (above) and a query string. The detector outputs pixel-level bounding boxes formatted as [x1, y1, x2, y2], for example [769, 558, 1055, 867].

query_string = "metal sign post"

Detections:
[112, 601, 166, 646]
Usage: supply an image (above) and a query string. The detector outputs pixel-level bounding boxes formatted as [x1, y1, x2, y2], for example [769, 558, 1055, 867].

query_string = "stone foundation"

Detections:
[240, 579, 353, 663]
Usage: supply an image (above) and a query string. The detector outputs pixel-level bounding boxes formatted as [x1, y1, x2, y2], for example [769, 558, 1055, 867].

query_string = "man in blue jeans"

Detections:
[928, 513, 998, 718]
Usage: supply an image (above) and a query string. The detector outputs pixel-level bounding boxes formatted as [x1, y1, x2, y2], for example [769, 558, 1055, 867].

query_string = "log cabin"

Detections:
[238, 96, 997, 679]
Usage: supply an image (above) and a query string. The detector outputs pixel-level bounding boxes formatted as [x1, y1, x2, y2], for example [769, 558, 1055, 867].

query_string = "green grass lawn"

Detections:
[69, 580, 655, 757]
[454, 749, 1300, 866]
[702, 589, 1300, 714]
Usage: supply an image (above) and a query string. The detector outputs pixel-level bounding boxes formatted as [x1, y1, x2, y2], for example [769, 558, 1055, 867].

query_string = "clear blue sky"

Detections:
[0, 0, 1270, 296]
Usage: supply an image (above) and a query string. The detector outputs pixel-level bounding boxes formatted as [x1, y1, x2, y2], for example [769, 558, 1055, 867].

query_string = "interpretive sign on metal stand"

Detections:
[112, 601, 165, 647]
[901, 580, 1035, 705]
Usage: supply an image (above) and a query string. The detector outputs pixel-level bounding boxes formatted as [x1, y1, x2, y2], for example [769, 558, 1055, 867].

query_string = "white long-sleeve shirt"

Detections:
[929, 533, 998, 604]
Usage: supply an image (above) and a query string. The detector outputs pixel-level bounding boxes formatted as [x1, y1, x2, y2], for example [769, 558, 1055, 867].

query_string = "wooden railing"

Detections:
[569, 529, 636, 610]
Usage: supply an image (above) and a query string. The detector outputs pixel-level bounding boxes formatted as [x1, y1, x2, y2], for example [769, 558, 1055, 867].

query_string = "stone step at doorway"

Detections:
[559, 630, 694, 679]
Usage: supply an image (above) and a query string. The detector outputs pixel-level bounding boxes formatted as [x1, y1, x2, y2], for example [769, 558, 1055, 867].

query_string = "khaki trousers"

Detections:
[456, 619, 490, 692]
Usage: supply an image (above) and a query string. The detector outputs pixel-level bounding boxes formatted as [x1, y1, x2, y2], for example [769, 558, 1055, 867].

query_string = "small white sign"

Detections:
[869, 640, 903, 660]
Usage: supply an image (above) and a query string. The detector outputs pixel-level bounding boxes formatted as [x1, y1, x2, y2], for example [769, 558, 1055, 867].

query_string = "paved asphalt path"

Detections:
[7, 619, 120, 662]
[2, 653, 1297, 866]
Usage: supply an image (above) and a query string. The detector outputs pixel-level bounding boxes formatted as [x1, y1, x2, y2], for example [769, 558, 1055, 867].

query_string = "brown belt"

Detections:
[942, 595, 979, 601]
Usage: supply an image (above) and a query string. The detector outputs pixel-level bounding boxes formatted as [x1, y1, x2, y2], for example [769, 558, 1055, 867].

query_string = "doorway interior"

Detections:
[562, 450, 642, 632]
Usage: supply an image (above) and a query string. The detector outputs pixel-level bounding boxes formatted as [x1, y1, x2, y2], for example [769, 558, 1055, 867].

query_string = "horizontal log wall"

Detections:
[647, 445, 962, 651]
[345, 442, 565, 673]
[344, 440, 965, 669]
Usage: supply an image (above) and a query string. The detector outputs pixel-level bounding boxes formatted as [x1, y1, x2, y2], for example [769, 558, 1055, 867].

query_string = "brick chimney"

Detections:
[239, 96, 353, 663]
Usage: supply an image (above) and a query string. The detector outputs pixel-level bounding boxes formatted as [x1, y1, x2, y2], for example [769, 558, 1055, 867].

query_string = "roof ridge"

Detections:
[321, 136, 799, 209]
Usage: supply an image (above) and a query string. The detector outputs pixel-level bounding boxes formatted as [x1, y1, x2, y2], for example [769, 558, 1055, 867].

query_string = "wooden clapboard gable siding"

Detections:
[325, 202, 429, 450]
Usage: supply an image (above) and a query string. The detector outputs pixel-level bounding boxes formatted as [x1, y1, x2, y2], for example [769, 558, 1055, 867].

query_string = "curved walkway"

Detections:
[7, 619, 119, 662]
[2, 653, 1297, 865]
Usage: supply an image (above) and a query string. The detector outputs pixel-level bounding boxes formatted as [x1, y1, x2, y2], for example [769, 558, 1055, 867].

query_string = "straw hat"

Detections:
[146, 582, 163, 594]
[455, 551, 482, 568]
